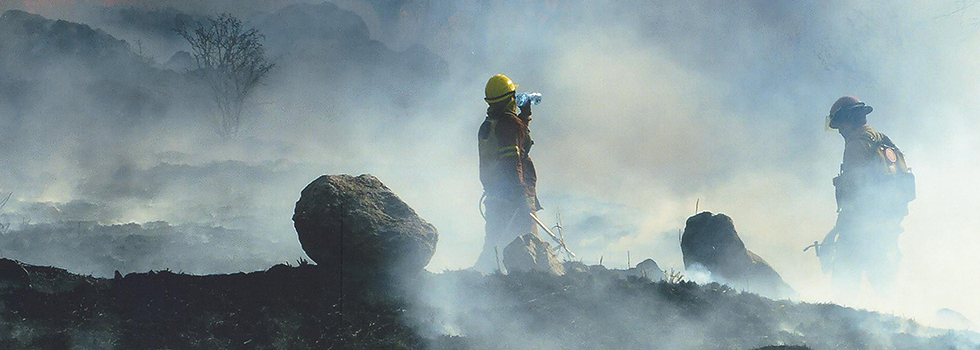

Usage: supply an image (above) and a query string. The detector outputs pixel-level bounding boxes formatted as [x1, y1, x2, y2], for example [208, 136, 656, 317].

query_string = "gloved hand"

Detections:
[818, 227, 838, 273]
[518, 100, 532, 119]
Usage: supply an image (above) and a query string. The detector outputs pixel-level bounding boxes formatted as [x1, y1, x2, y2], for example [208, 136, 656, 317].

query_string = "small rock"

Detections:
[562, 261, 590, 274]
[502, 233, 565, 275]
[935, 308, 976, 331]
[163, 51, 195, 72]
[628, 258, 666, 281]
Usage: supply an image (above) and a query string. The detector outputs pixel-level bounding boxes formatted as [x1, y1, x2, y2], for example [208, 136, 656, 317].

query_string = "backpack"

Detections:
[874, 136, 916, 205]
[833, 132, 916, 213]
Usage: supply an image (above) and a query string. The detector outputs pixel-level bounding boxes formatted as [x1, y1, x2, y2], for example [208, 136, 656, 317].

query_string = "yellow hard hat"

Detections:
[485, 74, 518, 104]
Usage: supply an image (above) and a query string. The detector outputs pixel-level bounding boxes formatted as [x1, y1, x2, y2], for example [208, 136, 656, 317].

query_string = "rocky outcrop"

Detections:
[502, 233, 565, 275]
[681, 212, 795, 298]
[292, 174, 438, 284]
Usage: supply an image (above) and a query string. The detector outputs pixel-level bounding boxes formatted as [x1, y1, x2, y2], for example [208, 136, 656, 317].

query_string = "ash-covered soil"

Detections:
[0, 259, 976, 350]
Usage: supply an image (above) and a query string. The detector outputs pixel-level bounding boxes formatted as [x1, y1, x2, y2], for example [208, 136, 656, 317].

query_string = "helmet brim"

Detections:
[828, 103, 873, 129]
[857, 105, 873, 115]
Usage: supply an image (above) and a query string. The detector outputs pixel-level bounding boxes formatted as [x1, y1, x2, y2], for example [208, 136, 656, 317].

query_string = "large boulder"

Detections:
[681, 212, 795, 298]
[292, 174, 438, 284]
[502, 233, 565, 275]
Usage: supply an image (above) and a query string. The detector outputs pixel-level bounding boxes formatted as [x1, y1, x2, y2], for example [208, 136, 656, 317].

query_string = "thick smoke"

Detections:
[0, 0, 978, 332]
[324, 0, 980, 327]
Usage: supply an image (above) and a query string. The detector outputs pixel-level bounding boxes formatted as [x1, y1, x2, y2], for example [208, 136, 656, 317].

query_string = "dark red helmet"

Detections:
[827, 95, 873, 129]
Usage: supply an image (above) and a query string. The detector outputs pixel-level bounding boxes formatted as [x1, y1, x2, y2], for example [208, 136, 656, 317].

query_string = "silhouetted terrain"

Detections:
[1, 259, 976, 350]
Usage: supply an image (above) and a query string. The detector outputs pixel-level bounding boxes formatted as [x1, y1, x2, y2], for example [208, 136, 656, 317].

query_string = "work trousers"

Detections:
[831, 211, 903, 294]
[473, 195, 537, 273]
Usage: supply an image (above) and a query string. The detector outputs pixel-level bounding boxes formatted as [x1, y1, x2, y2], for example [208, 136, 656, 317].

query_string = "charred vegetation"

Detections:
[0, 260, 976, 349]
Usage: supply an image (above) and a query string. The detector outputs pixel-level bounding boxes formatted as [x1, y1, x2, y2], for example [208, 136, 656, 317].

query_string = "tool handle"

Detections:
[529, 212, 576, 258]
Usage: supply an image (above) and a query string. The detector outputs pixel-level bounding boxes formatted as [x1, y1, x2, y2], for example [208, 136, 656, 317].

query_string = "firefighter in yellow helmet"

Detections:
[473, 74, 542, 273]
[820, 95, 915, 295]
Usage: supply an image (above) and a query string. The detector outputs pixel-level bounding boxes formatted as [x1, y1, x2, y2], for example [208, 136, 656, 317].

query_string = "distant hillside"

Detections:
[89, 3, 449, 108]
[0, 221, 286, 277]
[0, 9, 206, 140]
[0, 4, 448, 146]
[256, 2, 448, 108]
[0, 10, 137, 77]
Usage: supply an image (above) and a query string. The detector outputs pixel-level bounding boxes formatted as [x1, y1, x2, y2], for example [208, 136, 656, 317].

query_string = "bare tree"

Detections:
[176, 14, 275, 136]
[0, 192, 12, 235]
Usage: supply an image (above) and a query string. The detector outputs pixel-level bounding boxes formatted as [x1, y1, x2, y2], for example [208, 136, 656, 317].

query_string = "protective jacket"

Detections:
[834, 125, 913, 216]
[478, 102, 537, 208]
[826, 124, 913, 292]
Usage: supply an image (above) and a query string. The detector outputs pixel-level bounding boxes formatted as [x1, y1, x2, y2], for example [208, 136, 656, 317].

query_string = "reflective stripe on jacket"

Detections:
[478, 103, 535, 200]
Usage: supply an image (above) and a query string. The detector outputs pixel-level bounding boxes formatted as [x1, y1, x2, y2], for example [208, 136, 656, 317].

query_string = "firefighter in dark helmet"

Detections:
[819, 95, 915, 293]
[473, 74, 541, 273]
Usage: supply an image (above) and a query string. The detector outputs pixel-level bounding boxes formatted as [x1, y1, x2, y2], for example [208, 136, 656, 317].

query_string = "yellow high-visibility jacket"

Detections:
[478, 103, 537, 204]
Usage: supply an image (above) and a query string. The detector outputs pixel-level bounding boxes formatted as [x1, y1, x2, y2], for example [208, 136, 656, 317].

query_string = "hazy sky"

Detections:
[1, 0, 979, 328]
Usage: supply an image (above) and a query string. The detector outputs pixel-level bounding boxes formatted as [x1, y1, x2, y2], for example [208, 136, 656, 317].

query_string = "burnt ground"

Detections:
[0, 259, 977, 350]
